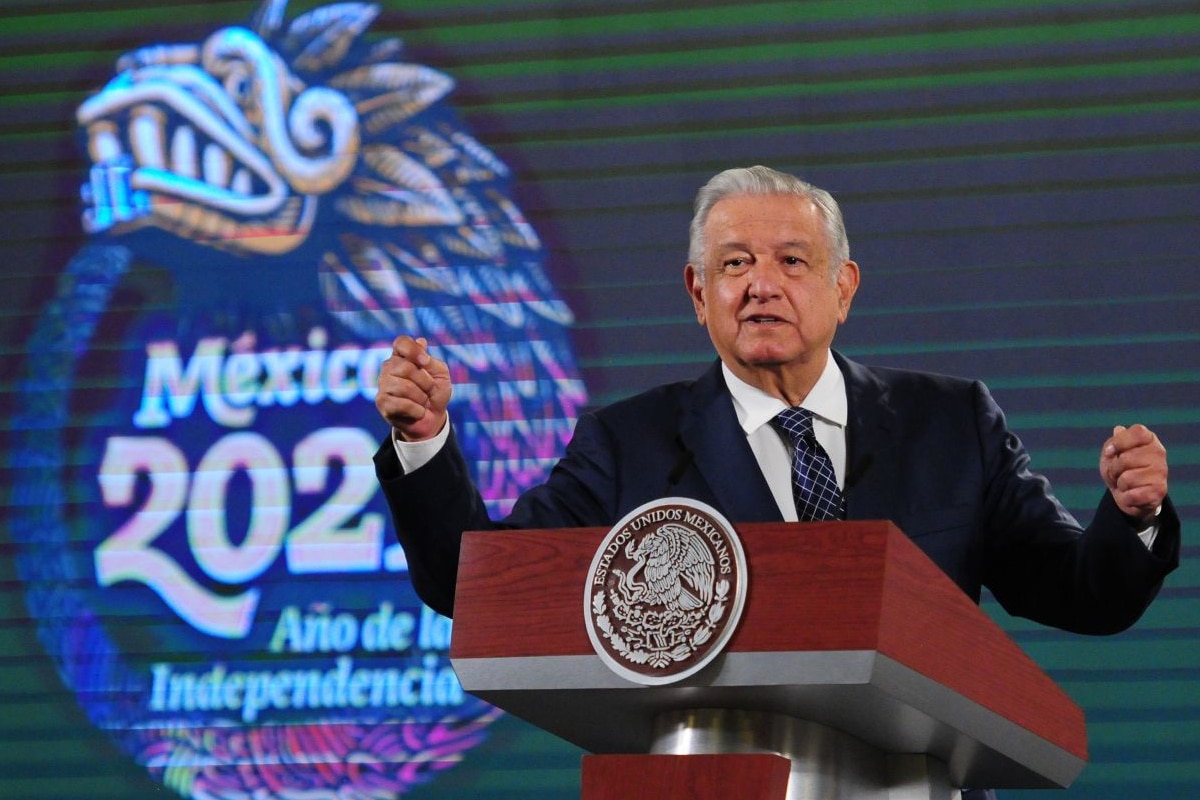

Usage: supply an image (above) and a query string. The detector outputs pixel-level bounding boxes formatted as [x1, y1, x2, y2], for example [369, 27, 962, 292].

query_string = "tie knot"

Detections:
[774, 406, 814, 442]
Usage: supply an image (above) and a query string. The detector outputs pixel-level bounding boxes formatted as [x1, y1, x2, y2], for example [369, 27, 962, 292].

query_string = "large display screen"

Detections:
[1, 2, 1196, 799]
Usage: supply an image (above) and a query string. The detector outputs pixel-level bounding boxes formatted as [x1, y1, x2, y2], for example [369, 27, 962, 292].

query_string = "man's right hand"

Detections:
[375, 336, 452, 442]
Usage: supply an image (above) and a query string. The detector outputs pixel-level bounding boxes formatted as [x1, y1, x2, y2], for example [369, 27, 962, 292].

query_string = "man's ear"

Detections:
[685, 263, 706, 325]
[836, 260, 860, 321]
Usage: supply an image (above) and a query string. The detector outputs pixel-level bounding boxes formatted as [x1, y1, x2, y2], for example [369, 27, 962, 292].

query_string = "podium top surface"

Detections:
[450, 520, 1087, 789]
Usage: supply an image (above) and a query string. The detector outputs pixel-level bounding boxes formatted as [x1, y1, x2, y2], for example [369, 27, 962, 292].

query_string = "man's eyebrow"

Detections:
[714, 239, 814, 249]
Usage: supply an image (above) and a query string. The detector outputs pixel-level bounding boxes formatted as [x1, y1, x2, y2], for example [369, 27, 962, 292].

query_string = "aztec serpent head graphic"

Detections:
[76, 0, 586, 508]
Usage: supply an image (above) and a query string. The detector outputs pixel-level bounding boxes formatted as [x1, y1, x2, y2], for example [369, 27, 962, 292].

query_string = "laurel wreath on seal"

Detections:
[591, 579, 730, 669]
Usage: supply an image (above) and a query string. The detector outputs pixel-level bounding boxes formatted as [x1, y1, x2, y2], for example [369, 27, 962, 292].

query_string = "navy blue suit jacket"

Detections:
[376, 353, 1179, 627]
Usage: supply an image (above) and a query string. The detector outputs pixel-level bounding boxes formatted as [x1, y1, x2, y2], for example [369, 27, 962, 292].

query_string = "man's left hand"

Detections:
[1100, 424, 1168, 526]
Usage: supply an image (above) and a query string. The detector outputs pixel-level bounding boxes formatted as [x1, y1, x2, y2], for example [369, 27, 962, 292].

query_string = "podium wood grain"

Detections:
[451, 521, 1087, 787]
[581, 753, 791, 800]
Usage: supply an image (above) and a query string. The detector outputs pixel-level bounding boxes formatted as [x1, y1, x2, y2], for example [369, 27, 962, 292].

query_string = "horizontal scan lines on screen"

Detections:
[452, 55, 1200, 120]
[1082, 720, 1200, 756]
[403, 4, 1200, 85]
[1018, 443, 1200, 470]
[445, 26, 1200, 131]
[1069, 762, 1200, 793]
[484, 115, 1200, 203]
[1082, 745, 1200, 791]
[524, 150, 1198, 218]
[836, 161, 1200, 212]
[0, 708, 120, 744]
[843, 331, 1200, 360]
[1031, 479, 1198, 511]
[994, 579, 1200, 634]
[1004, 405, 1200, 431]
[384, 0, 1200, 49]
[19, 0, 1188, 96]
[460, 81, 1200, 156]
[847, 294, 1200, 323]
[1069, 681, 1200, 725]
[1032, 594, 1200, 636]
[577, 347, 712, 370]
[1013, 637, 1199, 682]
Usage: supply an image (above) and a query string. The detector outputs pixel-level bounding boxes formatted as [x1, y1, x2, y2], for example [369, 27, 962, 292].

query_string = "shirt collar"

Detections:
[723, 355, 848, 435]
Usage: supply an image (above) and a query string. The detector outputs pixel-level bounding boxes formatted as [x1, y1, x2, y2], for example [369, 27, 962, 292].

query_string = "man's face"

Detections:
[685, 193, 859, 391]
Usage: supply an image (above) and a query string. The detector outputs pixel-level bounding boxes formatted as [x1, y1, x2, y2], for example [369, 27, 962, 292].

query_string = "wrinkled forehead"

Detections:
[703, 194, 828, 254]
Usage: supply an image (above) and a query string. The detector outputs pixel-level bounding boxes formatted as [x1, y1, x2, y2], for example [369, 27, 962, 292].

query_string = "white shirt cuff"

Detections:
[391, 420, 450, 474]
[1136, 505, 1162, 550]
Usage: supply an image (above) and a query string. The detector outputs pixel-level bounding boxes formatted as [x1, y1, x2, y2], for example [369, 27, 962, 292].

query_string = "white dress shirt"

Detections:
[722, 356, 847, 523]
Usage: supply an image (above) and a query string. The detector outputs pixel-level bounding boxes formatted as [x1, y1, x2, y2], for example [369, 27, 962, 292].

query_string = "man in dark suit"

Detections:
[374, 165, 1179, 800]
[374, 164, 1178, 626]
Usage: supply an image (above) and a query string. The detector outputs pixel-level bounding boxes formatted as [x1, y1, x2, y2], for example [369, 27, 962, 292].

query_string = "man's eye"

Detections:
[783, 256, 804, 266]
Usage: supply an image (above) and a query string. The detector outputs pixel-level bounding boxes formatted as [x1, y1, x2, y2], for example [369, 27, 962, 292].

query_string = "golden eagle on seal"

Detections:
[618, 523, 716, 611]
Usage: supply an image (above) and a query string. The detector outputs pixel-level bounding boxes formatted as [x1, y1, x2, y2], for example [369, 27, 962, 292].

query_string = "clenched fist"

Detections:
[1099, 424, 1168, 526]
[375, 336, 452, 442]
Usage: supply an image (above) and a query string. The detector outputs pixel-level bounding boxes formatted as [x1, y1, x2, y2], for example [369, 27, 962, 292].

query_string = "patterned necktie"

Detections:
[774, 406, 846, 521]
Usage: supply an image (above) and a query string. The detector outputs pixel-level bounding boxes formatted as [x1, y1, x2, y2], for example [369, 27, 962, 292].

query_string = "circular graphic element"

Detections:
[11, 245, 502, 800]
[584, 498, 749, 685]
[12, 2, 586, 798]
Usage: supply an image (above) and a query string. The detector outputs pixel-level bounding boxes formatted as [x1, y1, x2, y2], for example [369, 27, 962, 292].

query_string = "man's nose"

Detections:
[746, 261, 784, 298]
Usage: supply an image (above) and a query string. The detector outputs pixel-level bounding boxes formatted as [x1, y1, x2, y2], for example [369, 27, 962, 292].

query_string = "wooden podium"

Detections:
[450, 521, 1087, 799]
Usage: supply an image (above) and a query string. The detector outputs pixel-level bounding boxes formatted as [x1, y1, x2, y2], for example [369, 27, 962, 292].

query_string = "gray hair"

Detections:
[687, 166, 850, 277]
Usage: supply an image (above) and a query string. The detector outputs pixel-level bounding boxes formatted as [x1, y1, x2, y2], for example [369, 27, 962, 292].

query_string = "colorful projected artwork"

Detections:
[12, 1, 585, 798]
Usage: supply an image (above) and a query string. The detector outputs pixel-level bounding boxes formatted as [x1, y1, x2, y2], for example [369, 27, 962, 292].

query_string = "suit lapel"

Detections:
[676, 355, 900, 524]
[835, 352, 900, 520]
[679, 361, 783, 522]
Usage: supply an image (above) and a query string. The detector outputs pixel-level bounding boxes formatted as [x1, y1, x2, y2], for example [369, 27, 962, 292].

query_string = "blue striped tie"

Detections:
[774, 407, 846, 521]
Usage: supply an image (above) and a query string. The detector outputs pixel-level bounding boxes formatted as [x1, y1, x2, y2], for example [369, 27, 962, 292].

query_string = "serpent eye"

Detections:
[223, 69, 253, 106]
